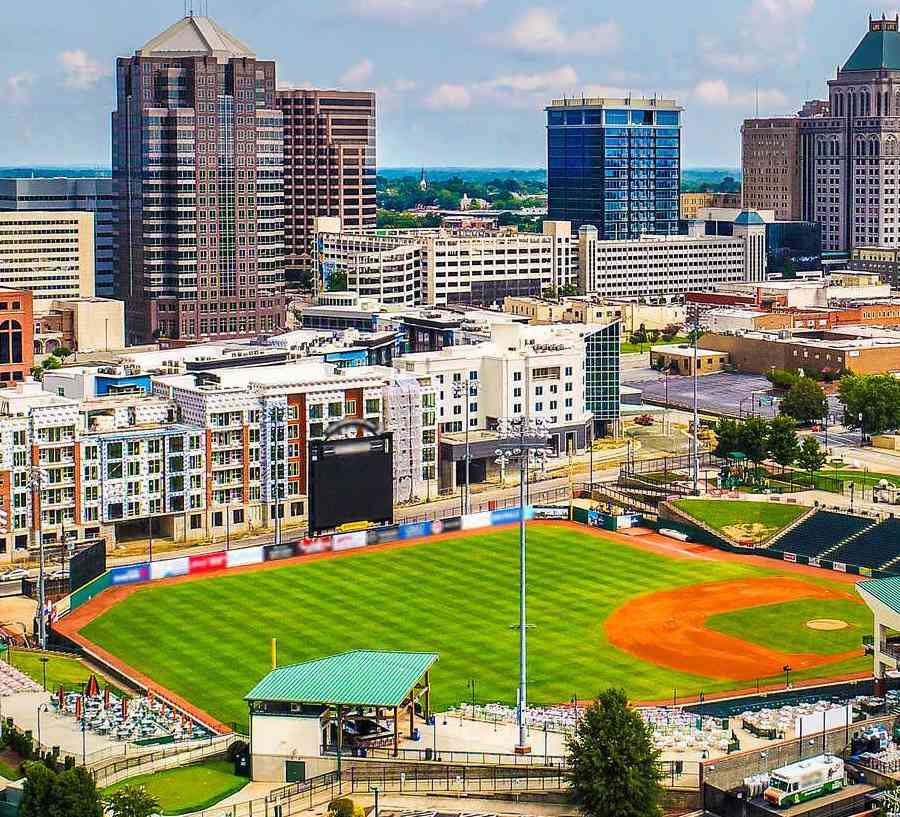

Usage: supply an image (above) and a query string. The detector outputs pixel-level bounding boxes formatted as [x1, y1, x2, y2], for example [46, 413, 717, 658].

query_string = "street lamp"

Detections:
[495, 416, 553, 754]
[783, 664, 792, 689]
[369, 785, 380, 817]
[31, 467, 49, 650]
[451, 379, 479, 516]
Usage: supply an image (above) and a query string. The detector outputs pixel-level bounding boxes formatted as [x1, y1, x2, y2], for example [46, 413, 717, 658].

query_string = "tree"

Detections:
[738, 416, 770, 469]
[838, 373, 900, 435]
[21, 763, 103, 817]
[566, 688, 664, 817]
[713, 417, 742, 458]
[797, 437, 827, 483]
[105, 786, 160, 817]
[780, 378, 827, 425]
[766, 368, 799, 390]
[767, 416, 800, 472]
[55, 346, 72, 359]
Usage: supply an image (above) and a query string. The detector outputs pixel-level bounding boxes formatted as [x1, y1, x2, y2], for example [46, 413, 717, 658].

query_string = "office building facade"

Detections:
[742, 117, 804, 221]
[0, 211, 95, 309]
[276, 89, 376, 281]
[113, 14, 286, 345]
[546, 96, 681, 239]
[0, 178, 117, 297]
[799, 16, 900, 251]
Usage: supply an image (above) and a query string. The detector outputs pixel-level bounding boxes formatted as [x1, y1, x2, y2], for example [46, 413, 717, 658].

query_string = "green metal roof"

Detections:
[245, 650, 439, 707]
[843, 28, 900, 72]
[858, 576, 900, 611]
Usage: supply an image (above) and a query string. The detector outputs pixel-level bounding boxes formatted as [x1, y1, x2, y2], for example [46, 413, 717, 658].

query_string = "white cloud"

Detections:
[58, 50, 110, 89]
[350, 0, 485, 22]
[483, 65, 578, 93]
[5, 72, 36, 104]
[700, 0, 815, 74]
[424, 83, 473, 110]
[692, 79, 786, 109]
[340, 59, 375, 86]
[503, 7, 620, 56]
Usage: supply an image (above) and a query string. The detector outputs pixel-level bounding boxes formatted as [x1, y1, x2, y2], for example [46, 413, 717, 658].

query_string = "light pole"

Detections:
[495, 416, 553, 754]
[226, 502, 231, 550]
[148, 512, 153, 563]
[452, 379, 479, 516]
[31, 466, 49, 650]
[369, 785, 379, 817]
[783, 664, 792, 689]
[687, 305, 702, 495]
[37, 703, 48, 750]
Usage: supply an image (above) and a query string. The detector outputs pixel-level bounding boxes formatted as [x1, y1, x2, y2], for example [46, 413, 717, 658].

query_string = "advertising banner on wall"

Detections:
[399, 521, 433, 540]
[189, 552, 227, 574]
[333, 532, 368, 551]
[297, 536, 333, 555]
[150, 557, 189, 581]
[532, 506, 570, 520]
[226, 546, 264, 569]
[833, 562, 847, 573]
[783, 553, 797, 563]
[461, 511, 492, 530]
[264, 543, 297, 562]
[110, 564, 150, 586]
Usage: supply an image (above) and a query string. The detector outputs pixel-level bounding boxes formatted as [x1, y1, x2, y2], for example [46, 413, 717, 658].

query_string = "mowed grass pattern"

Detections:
[81, 527, 869, 729]
[672, 500, 809, 534]
[707, 599, 871, 656]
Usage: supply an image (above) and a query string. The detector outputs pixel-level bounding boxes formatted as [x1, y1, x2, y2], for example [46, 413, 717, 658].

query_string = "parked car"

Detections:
[47, 571, 69, 582]
[0, 568, 28, 582]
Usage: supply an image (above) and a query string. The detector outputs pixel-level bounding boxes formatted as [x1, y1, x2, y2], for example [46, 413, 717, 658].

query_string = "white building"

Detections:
[315, 220, 575, 308]
[577, 214, 768, 299]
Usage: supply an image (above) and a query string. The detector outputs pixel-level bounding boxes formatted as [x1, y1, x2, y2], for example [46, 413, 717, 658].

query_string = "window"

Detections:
[0, 320, 22, 365]
[365, 399, 380, 414]
[233, 508, 244, 524]
[513, 371, 522, 382]
[309, 404, 323, 419]
[346, 399, 357, 415]
[290, 501, 304, 517]
[190, 514, 202, 531]
[328, 402, 342, 418]
[212, 511, 223, 527]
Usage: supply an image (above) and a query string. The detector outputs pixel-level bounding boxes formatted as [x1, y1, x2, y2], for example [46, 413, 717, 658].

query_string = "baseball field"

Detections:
[70, 523, 872, 730]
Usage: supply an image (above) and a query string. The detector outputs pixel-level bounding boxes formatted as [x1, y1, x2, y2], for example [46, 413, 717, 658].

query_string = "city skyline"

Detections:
[0, 0, 886, 169]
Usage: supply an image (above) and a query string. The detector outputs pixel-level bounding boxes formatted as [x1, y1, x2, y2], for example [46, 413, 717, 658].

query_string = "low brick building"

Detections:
[0, 288, 33, 387]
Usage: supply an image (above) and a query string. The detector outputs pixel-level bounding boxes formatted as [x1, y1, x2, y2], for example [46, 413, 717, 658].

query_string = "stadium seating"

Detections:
[0, 658, 42, 695]
[772, 511, 875, 559]
[828, 519, 900, 570]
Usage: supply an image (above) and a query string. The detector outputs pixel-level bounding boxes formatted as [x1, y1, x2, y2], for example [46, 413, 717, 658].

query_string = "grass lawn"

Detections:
[8, 649, 119, 695]
[621, 336, 690, 354]
[102, 759, 247, 815]
[707, 599, 871, 656]
[672, 499, 809, 543]
[0, 757, 21, 781]
[817, 469, 900, 488]
[80, 526, 868, 729]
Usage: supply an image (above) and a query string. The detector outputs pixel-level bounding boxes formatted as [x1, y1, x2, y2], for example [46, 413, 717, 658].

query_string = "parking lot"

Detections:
[624, 369, 843, 420]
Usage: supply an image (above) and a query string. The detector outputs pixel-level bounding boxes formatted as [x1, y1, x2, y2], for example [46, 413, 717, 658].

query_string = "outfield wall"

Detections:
[66, 505, 566, 613]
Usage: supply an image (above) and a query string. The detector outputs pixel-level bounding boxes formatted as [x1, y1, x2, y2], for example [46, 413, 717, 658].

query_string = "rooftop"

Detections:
[245, 650, 439, 707]
[137, 15, 256, 60]
[858, 576, 900, 612]
[843, 17, 900, 72]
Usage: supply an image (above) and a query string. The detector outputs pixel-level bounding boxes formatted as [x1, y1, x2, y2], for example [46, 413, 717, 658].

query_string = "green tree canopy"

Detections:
[796, 437, 827, 479]
[713, 418, 742, 458]
[21, 763, 102, 817]
[780, 378, 827, 425]
[566, 688, 664, 817]
[767, 415, 800, 471]
[837, 373, 900, 435]
[738, 416, 770, 466]
[105, 785, 161, 817]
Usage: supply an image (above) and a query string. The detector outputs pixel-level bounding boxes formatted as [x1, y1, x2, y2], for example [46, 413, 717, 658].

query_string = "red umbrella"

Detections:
[104, 687, 110, 708]
[121, 697, 128, 719]
[75, 695, 82, 721]
[85, 674, 100, 698]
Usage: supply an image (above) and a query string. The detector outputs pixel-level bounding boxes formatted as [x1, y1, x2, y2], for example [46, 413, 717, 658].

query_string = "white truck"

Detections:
[763, 755, 844, 808]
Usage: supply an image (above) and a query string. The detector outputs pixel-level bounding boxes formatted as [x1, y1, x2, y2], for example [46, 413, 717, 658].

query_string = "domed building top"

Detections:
[842, 15, 900, 72]
[734, 210, 765, 226]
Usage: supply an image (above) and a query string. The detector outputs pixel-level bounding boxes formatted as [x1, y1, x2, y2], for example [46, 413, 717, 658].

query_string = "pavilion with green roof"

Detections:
[857, 577, 900, 693]
[245, 650, 438, 782]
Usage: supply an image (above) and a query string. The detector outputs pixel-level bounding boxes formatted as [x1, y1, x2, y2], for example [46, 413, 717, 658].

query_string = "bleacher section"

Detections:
[828, 519, 900, 570]
[772, 511, 875, 558]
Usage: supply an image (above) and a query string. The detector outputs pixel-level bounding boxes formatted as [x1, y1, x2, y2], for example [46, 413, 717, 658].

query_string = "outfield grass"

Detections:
[102, 759, 247, 815]
[673, 499, 808, 542]
[707, 599, 871, 656]
[79, 527, 869, 729]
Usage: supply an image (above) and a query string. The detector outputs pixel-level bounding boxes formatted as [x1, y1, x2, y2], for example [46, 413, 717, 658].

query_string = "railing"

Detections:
[343, 762, 568, 794]
[323, 745, 568, 767]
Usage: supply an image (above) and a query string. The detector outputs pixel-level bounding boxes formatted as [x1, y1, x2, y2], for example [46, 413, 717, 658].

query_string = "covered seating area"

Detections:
[245, 650, 438, 782]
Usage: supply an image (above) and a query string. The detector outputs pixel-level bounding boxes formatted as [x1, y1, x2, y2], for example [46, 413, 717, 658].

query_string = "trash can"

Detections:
[412, 727, 421, 741]
[425, 748, 433, 760]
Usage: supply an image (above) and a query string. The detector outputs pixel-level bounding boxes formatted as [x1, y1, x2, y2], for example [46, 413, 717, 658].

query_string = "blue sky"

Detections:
[0, 0, 889, 168]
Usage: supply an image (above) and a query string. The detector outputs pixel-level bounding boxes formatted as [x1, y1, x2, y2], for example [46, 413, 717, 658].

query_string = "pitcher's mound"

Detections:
[806, 619, 849, 631]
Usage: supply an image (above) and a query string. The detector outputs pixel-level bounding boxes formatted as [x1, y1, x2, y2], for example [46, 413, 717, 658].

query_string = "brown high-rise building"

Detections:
[275, 89, 376, 280]
[113, 14, 286, 345]
[741, 117, 803, 221]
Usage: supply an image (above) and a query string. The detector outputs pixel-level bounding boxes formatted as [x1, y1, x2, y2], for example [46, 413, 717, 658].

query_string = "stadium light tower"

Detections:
[451, 379, 479, 515]
[495, 416, 553, 754]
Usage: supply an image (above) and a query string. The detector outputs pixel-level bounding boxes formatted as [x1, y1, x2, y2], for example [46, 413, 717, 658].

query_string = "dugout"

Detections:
[245, 650, 438, 783]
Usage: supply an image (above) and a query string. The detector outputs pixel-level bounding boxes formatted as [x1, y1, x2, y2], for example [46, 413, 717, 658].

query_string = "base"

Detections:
[514, 744, 532, 754]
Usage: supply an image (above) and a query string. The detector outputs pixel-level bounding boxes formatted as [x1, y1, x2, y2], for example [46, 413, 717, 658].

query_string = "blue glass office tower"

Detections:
[546, 97, 682, 239]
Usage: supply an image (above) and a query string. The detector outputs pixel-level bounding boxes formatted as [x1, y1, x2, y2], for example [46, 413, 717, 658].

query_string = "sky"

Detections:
[0, 0, 893, 168]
